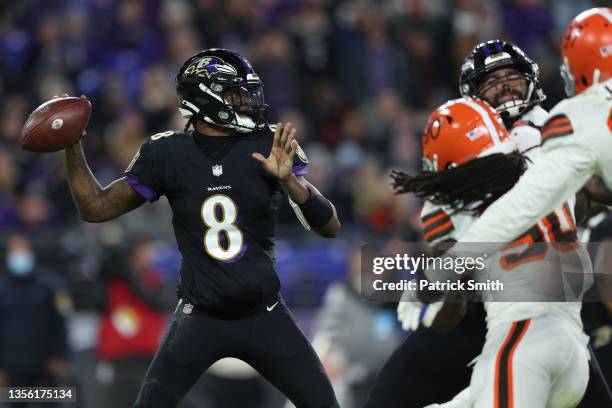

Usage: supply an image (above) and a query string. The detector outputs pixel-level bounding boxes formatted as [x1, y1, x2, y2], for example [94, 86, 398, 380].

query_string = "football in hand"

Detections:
[20, 95, 92, 152]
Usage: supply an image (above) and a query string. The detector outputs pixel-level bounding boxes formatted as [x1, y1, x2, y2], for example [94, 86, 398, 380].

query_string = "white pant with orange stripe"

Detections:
[426, 315, 589, 408]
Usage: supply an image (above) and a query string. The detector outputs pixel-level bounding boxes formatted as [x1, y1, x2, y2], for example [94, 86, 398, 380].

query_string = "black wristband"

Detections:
[298, 187, 334, 228]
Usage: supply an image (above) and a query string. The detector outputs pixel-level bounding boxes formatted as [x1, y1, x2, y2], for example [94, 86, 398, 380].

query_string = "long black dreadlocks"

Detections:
[391, 152, 528, 214]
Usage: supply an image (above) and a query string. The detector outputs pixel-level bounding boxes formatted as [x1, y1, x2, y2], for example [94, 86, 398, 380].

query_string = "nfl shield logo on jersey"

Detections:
[212, 164, 223, 177]
[183, 303, 194, 315]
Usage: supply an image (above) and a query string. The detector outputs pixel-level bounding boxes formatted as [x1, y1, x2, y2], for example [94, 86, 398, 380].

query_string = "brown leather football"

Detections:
[20, 95, 92, 152]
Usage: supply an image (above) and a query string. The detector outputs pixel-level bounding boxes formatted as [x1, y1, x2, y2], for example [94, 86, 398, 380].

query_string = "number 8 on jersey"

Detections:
[201, 194, 244, 261]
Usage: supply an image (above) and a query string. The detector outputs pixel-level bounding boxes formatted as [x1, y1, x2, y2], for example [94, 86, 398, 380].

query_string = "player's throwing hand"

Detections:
[252, 122, 299, 183]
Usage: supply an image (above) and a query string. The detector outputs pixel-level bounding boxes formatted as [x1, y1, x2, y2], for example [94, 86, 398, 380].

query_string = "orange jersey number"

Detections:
[500, 203, 578, 270]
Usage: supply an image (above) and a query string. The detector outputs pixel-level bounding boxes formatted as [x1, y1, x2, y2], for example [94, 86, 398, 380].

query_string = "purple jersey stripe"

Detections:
[292, 165, 308, 176]
[125, 176, 158, 202]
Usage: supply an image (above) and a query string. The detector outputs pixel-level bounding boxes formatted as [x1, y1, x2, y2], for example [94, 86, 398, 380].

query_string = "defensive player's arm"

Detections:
[281, 175, 340, 238]
[584, 176, 612, 205]
[573, 175, 612, 224]
[65, 141, 145, 222]
[460, 139, 597, 249]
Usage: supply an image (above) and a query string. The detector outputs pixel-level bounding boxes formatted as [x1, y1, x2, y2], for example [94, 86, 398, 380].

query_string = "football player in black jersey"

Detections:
[63, 48, 340, 408]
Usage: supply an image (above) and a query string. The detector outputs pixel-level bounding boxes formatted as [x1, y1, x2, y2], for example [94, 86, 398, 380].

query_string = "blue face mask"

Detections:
[6, 251, 35, 277]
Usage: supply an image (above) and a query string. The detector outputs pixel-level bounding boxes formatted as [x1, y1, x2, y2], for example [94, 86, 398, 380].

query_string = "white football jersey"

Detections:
[420, 109, 588, 342]
[508, 105, 548, 160]
[461, 79, 612, 245]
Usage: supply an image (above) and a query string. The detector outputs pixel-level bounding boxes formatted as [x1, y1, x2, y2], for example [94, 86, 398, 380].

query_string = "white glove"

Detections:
[397, 290, 444, 332]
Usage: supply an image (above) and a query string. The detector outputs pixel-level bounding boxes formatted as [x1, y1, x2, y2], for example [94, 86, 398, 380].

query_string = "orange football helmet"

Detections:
[560, 8, 612, 96]
[422, 98, 515, 172]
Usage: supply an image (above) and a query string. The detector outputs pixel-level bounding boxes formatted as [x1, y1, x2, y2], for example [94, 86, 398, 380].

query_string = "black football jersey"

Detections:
[125, 126, 308, 315]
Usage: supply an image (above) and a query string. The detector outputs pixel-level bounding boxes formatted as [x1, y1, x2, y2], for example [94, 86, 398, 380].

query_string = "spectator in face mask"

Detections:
[0, 234, 70, 394]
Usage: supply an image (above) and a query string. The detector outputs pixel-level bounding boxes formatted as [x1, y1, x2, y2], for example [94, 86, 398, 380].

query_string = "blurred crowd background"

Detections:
[0, 0, 609, 407]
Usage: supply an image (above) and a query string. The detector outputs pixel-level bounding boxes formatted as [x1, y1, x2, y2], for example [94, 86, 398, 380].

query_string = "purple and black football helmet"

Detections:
[176, 48, 268, 133]
[459, 40, 545, 121]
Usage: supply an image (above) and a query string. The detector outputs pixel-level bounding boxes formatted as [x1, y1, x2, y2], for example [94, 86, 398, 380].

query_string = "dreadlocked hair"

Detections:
[391, 152, 528, 214]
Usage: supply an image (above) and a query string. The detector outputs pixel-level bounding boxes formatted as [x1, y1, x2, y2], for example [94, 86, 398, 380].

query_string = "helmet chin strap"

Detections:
[202, 112, 257, 133]
[232, 113, 258, 133]
[178, 101, 258, 133]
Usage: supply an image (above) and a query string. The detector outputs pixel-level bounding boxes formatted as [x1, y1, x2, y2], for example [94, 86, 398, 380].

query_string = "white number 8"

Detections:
[201, 195, 244, 260]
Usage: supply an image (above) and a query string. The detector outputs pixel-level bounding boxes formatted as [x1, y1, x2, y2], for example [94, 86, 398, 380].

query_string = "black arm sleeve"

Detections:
[298, 186, 334, 228]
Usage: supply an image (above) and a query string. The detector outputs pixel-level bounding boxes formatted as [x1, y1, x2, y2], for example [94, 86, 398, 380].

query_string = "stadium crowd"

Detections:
[2, 0, 602, 236]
